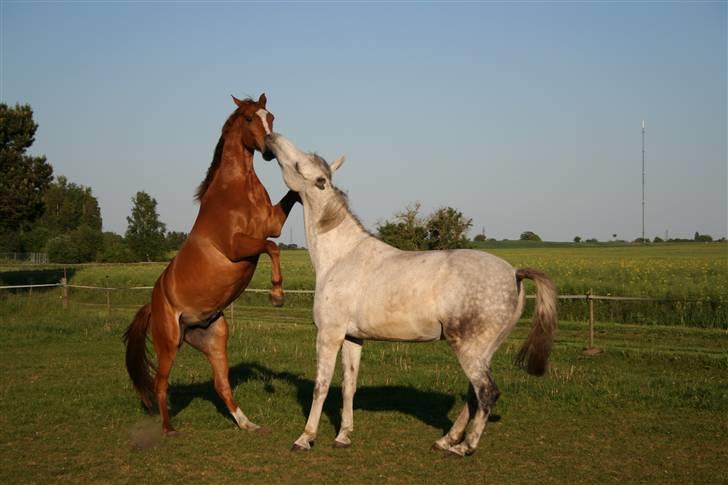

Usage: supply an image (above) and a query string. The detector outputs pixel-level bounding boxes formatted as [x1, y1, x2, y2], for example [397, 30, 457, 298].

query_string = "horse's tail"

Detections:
[514, 268, 557, 376]
[123, 303, 155, 409]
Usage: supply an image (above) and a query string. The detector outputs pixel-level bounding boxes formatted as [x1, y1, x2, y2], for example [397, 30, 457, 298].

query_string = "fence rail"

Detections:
[0, 281, 710, 303]
[0, 281, 721, 353]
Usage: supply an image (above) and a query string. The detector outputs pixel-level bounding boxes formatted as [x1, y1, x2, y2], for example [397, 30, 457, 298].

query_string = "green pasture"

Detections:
[1, 242, 726, 327]
[0, 295, 726, 483]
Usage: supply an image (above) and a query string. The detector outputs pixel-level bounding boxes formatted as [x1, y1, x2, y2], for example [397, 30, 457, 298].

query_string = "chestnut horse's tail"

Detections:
[515, 268, 558, 376]
[123, 303, 155, 409]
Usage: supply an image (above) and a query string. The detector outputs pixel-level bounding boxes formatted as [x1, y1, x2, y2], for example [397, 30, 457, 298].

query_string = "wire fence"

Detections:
[0, 252, 49, 264]
[2, 279, 724, 351]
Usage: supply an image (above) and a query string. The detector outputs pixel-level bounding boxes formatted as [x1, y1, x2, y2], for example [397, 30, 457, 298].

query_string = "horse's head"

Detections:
[231, 93, 275, 161]
[265, 133, 345, 196]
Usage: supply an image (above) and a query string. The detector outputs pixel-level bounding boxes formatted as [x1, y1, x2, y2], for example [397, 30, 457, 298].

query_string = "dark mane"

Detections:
[195, 99, 255, 202]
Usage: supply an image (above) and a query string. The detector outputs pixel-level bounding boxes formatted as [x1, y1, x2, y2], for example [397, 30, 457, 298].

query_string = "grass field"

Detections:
[1, 242, 726, 482]
[0, 295, 727, 483]
[2, 242, 726, 327]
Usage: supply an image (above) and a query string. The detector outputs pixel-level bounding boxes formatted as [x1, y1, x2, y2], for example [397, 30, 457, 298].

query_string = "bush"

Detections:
[520, 231, 542, 241]
[19, 226, 52, 252]
[46, 234, 79, 263]
[69, 225, 103, 262]
[98, 232, 135, 263]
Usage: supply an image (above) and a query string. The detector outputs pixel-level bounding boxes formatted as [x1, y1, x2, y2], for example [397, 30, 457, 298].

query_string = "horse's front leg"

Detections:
[228, 234, 284, 307]
[268, 190, 300, 237]
[334, 337, 363, 448]
[293, 329, 344, 451]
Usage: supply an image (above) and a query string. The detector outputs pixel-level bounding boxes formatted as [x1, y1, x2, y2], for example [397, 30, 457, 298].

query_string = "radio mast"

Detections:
[641, 120, 646, 243]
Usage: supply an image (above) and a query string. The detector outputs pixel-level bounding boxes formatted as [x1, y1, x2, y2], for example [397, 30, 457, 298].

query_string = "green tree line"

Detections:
[1, 103, 185, 263]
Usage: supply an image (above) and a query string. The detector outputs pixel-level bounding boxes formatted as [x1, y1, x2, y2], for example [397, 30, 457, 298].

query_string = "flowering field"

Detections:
[484, 243, 728, 327]
[1, 242, 726, 327]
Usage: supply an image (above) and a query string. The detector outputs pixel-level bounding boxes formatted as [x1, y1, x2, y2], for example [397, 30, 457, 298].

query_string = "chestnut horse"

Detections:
[124, 94, 299, 435]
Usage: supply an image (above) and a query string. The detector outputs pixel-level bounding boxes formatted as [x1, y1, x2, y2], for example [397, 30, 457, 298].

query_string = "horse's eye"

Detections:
[245, 116, 253, 122]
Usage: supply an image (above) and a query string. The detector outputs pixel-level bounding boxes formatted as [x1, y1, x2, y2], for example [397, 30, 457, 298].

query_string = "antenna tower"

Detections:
[642, 120, 646, 243]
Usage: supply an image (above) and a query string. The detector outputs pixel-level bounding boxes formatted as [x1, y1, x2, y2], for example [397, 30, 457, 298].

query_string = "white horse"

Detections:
[266, 133, 557, 457]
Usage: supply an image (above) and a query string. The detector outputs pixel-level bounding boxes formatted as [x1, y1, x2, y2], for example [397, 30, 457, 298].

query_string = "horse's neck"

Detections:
[220, 137, 254, 185]
[302, 193, 375, 276]
[206, 138, 261, 205]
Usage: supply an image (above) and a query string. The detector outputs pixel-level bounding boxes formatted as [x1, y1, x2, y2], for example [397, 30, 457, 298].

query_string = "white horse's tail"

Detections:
[514, 268, 558, 376]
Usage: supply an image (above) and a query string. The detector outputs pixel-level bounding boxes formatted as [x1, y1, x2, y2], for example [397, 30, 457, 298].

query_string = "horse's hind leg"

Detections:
[448, 363, 500, 457]
[184, 316, 260, 431]
[432, 384, 476, 451]
[334, 337, 363, 448]
[149, 302, 180, 435]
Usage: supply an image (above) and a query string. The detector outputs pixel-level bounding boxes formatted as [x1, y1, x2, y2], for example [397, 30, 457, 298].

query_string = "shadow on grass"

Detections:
[168, 361, 460, 433]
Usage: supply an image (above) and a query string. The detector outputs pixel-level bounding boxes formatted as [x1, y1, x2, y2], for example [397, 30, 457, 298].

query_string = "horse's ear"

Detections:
[231, 95, 244, 107]
[258, 93, 267, 109]
[330, 155, 346, 173]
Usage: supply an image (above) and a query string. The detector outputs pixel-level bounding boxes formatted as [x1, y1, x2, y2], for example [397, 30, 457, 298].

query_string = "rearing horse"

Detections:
[124, 94, 299, 435]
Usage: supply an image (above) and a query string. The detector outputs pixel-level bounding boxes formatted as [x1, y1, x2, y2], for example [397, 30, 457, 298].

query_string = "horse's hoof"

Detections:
[445, 449, 465, 459]
[291, 443, 309, 452]
[269, 293, 284, 307]
[333, 440, 351, 449]
[163, 429, 180, 438]
[255, 425, 272, 434]
[431, 442, 448, 452]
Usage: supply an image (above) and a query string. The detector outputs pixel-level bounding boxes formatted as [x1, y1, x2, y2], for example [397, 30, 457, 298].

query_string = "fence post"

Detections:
[584, 288, 602, 355]
[60, 277, 68, 309]
[105, 276, 111, 319]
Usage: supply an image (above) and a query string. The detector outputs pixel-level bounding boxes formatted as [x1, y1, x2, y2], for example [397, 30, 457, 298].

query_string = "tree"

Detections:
[125, 191, 167, 261]
[377, 203, 473, 250]
[24, 175, 103, 252]
[38, 176, 102, 234]
[377, 202, 428, 250]
[425, 207, 472, 250]
[520, 231, 542, 242]
[0, 103, 54, 247]
[573, 236, 582, 243]
[164, 231, 188, 252]
[694, 232, 713, 242]
[474, 234, 487, 242]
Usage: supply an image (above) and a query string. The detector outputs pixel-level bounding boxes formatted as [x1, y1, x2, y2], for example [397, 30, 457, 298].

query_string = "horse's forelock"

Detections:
[310, 153, 332, 179]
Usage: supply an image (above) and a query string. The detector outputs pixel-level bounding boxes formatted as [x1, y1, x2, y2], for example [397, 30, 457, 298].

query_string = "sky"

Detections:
[2, 1, 726, 245]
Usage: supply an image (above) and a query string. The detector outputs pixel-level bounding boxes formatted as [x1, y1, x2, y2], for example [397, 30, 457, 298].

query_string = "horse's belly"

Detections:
[347, 315, 442, 342]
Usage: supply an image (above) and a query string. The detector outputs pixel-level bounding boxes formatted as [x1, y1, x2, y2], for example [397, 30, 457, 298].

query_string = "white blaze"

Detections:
[256, 109, 271, 135]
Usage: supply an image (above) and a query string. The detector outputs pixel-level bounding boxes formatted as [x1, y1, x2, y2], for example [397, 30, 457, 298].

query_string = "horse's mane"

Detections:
[195, 98, 255, 202]
[315, 160, 372, 237]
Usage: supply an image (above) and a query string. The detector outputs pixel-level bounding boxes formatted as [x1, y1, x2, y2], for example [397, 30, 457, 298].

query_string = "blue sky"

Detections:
[2, 1, 726, 244]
